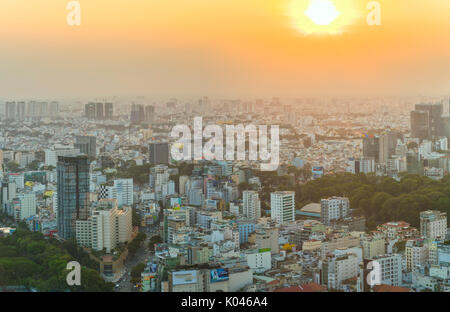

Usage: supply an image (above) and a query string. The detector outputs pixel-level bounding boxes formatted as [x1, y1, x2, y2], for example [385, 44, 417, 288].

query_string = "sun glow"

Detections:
[305, 0, 340, 26]
[289, 0, 360, 35]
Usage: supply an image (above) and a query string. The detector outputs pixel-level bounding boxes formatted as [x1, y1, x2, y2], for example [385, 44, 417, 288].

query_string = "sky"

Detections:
[1, 0, 450, 98]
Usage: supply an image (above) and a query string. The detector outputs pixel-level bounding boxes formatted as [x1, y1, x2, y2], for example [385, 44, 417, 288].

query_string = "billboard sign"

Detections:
[210, 268, 229, 283]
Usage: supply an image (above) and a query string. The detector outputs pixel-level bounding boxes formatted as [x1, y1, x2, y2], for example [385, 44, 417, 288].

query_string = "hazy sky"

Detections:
[1, 0, 450, 98]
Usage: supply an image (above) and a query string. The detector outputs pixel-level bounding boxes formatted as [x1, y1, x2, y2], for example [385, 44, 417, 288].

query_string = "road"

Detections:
[115, 226, 159, 292]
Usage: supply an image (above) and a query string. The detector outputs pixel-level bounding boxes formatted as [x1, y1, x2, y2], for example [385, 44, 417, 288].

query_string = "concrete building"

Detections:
[19, 193, 37, 220]
[405, 239, 429, 272]
[75, 199, 132, 253]
[370, 254, 403, 286]
[361, 235, 386, 259]
[113, 178, 134, 207]
[253, 227, 279, 254]
[245, 249, 272, 273]
[45, 147, 81, 167]
[270, 191, 295, 225]
[75, 136, 97, 158]
[322, 253, 359, 290]
[243, 190, 261, 221]
[320, 197, 349, 225]
[188, 244, 213, 265]
[420, 210, 447, 240]
[149, 143, 169, 165]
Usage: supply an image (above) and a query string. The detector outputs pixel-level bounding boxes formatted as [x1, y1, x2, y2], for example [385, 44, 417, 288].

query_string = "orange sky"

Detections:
[1, 0, 450, 98]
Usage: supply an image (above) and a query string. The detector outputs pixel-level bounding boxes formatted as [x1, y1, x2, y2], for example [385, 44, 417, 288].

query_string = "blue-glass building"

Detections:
[57, 156, 90, 239]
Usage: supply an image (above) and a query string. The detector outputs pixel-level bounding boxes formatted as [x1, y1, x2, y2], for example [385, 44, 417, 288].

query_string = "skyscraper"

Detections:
[270, 191, 295, 225]
[149, 142, 169, 165]
[412, 103, 445, 140]
[363, 136, 380, 163]
[378, 131, 403, 164]
[130, 104, 145, 123]
[104, 102, 114, 119]
[17, 101, 26, 120]
[57, 156, 90, 239]
[5, 102, 16, 120]
[85, 102, 96, 119]
[243, 190, 261, 220]
[1, 182, 16, 212]
[145, 105, 155, 123]
[49, 101, 59, 116]
[96, 102, 104, 120]
[112, 178, 134, 207]
[75, 135, 97, 158]
[411, 110, 429, 140]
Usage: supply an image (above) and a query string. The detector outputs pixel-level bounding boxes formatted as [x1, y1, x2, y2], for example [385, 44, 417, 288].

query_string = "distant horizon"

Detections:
[1, 94, 449, 102]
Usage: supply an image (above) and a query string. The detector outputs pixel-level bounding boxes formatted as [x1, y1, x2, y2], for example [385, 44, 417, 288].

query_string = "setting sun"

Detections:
[305, 0, 340, 26]
[288, 0, 360, 35]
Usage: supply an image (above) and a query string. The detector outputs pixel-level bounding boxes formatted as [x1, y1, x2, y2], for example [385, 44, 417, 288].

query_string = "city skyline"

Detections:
[2, 0, 450, 297]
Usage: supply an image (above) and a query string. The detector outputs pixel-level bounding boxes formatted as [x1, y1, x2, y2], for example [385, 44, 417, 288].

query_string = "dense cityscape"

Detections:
[1, 96, 450, 292]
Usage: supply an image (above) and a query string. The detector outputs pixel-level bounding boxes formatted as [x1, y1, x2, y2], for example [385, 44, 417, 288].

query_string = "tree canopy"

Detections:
[0, 225, 113, 292]
[294, 172, 450, 229]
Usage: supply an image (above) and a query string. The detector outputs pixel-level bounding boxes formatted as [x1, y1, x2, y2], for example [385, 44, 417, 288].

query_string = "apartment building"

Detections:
[76, 199, 132, 253]
[270, 191, 295, 225]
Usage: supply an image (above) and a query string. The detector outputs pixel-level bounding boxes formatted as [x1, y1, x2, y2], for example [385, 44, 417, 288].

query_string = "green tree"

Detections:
[5, 161, 20, 172]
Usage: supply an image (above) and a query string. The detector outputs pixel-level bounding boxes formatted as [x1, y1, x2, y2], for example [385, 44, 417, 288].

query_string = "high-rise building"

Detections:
[145, 105, 155, 123]
[49, 101, 59, 116]
[17, 101, 26, 120]
[347, 157, 375, 174]
[411, 110, 430, 140]
[75, 136, 97, 158]
[39, 101, 48, 116]
[179, 175, 189, 195]
[76, 199, 132, 253]
[363, 136, 380, 163]
[130, 104, 145, 123]
[5, 102, 16, 120]
[104, 102, 113, 119]
[420, 210, 447, 240]
[84, 102, 111, 120]
[320, 197, 350, 225]
[1, 182, 16, 212]
[45, 147, 81, 167]
[57, 156, 90, 239]
[112, 178, 134, 207]
[19, 193, 36, 220]
[85, 102, 96, 119]
[411, 103, 445, 140]
[149, 142, 169, 165]
[379, 131, 403, 164]
[8, 173, 24, 189]
[243, 191, 261, 221]
[270, 191, 295, 225]
[96, 102, 104, 120]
